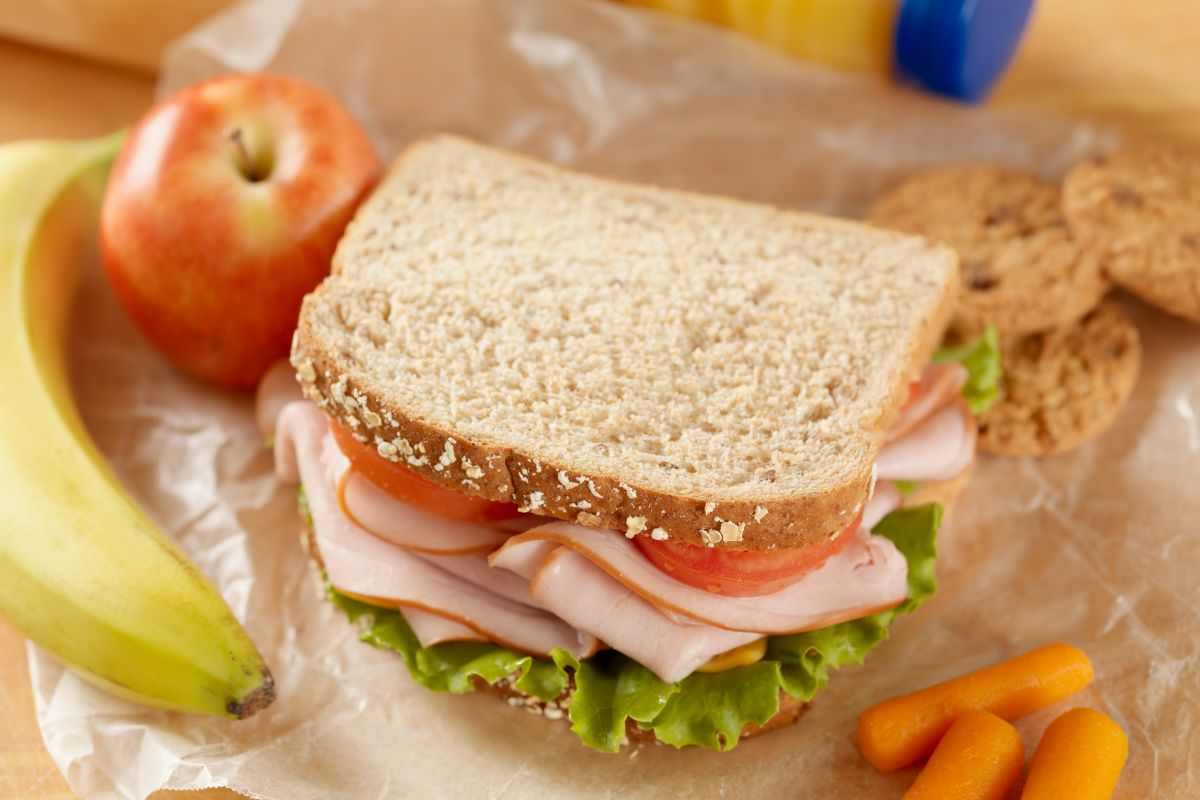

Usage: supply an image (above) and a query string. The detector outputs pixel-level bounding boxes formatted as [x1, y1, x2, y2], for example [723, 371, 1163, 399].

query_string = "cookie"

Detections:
[1062, 143, 1200, 322]
[868, 166, 1110, 337]
[978, 303, 1141, 457]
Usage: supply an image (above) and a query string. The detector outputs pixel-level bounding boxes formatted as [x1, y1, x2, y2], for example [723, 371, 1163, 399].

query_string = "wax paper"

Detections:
[26, 0, 1199, 797]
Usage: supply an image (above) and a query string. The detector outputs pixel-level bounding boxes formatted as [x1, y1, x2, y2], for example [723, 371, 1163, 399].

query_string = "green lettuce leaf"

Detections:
[892, 479, 920, 496]
[648, 662, 784, 750]
[552, 650, 678, 752]
[933, 325, 1001, 414]
[328, 587, 567, 701]
[326, 504, 941, 752]
[769, 503, 941, 701]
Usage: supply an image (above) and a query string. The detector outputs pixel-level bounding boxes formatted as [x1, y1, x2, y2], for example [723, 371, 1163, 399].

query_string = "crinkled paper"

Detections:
[27, 1, 1198, 797]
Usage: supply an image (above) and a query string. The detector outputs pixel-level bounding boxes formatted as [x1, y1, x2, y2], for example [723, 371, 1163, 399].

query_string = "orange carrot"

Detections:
[1021, 708, 1128, 800]
[857, 643, 1093, 772]
[902, 711, 1024, 800]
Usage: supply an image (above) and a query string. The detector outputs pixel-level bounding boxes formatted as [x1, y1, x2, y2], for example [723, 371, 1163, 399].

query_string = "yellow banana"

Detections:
[0, 134, 274, 718]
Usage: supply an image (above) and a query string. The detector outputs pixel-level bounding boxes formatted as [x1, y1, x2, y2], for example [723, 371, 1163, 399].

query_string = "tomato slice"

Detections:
[331, 424, 521, 524]
[633, 513, 861, 597]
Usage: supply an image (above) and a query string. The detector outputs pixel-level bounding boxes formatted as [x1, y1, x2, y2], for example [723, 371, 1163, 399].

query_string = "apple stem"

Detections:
[229, 127, 271, 183]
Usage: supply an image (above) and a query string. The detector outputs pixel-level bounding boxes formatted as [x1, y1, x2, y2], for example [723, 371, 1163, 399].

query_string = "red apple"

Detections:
[101, 73, 381, 391]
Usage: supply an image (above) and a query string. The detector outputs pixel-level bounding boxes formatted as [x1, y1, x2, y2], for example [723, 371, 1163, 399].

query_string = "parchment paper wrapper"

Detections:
[28, 1, 1200, 797]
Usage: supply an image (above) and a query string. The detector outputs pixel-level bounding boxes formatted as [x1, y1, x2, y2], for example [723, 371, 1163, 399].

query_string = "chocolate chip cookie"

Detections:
[1063, 143, 1200, 322]
[978, 302, 1141, 457]
[869, 166, 1110, 337]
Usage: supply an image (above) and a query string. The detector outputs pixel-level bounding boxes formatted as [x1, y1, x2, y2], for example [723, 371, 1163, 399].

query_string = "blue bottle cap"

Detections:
[895, 0, 1036, 103]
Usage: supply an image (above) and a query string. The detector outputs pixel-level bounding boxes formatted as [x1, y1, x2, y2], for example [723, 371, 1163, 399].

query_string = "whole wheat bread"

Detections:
[292, 136, 959, 550]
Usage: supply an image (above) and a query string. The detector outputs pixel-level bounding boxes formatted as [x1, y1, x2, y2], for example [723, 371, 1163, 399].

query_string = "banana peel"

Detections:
[0, 134, 274, 718]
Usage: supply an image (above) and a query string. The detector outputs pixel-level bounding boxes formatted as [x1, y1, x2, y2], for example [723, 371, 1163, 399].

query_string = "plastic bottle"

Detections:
[622, 0, 1037, 103]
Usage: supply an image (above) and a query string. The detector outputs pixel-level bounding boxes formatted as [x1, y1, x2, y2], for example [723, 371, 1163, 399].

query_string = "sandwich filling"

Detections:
[262, 330, 999, 752]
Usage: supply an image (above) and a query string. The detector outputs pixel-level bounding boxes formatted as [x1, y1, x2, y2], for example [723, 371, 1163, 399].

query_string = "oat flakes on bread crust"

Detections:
[868, 166, 1111, 338]
[1062, 143, 1200, 322]
[978, 303, 1141, 457]
[293, 135, 960, 551]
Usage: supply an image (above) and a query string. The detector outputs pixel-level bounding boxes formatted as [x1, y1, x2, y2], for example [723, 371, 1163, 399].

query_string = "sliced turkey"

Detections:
[876, 398, 976, 482]
[886, 362, 968, 444]
[490, 515, 908, 636]
[419, 551, 539, 608]
[335, 456, 515, 555]
[274, 402, 598, 659]
[403, 607, 486, 646]
[865, 480, 902, 530]
[531, 548, 763, 683]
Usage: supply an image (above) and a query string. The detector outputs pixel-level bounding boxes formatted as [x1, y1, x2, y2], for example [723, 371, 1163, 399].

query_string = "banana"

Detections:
[0, 134, 274, 718]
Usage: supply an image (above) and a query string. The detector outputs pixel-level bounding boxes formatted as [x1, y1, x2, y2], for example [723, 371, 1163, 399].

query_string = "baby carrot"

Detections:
[903, 711, 1024, 800]
[857, 643, 1093, 772]
[1021, 708, 1128, 800]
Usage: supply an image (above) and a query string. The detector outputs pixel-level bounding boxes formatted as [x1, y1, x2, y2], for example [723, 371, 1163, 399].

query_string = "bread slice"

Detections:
[292, 136, 959, 550]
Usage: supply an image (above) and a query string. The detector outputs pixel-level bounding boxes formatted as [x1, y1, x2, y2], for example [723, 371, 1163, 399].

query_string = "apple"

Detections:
[101, 73, 381, 391]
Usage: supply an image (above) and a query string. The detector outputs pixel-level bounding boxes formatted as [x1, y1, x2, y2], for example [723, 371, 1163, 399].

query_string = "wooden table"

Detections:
[1, 2, 1198, 797]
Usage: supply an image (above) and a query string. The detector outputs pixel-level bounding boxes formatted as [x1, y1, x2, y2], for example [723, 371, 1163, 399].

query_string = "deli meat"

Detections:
[403, 607, 485, 646]
[886, 362, 968, 444]
[418, 551, 540, 608]
[337, 461, 516, 555]
[275, 402, 598, 659]
[490, 517, 908, 635]
[876, 398, 975, 481]
[531, 548, 763, 683]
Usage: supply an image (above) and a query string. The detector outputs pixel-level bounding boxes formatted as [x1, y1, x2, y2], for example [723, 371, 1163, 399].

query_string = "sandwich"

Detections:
[257, 136, 1000, 752]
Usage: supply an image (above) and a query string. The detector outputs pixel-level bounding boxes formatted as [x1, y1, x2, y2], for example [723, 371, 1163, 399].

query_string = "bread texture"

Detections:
[293, 135, 959, 550]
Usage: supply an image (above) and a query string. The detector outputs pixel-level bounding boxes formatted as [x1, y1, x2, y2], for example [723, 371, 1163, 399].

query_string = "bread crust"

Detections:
[292, 136, 959, 551]
[482, 676, 807, 746]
